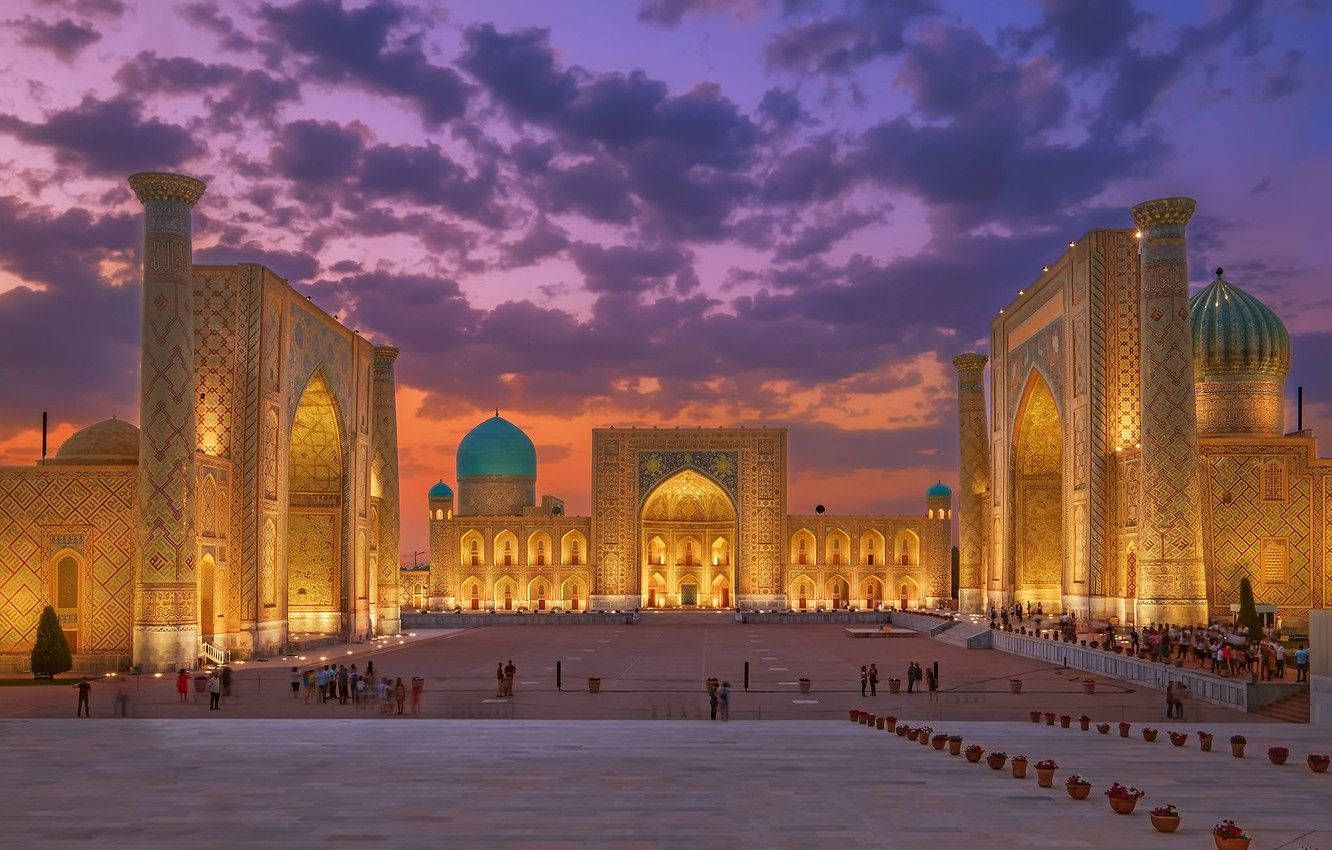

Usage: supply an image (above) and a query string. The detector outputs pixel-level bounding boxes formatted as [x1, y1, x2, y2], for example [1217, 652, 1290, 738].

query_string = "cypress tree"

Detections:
[30, 605, 72, 678]
[1236, 577, 1263, 642]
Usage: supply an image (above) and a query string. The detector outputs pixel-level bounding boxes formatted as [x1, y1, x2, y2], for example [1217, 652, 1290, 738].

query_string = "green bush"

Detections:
[30, 605, 72, 678]
[1236, 577, 1263, 642]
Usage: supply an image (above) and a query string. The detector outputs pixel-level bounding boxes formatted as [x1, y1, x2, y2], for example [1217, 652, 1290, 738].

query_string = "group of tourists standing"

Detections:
[291, 661, 422, 715]
[858, 660, 938, 699]
[706, 678, 731, 720]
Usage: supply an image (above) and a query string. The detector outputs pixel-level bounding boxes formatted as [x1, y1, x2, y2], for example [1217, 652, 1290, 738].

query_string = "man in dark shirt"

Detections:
[74, 677, 92, 717]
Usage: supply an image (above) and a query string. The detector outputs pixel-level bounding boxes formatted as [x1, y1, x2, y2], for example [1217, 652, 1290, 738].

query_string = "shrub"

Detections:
[1236, 577, 1262, 644]
[30, 605, 72, 678]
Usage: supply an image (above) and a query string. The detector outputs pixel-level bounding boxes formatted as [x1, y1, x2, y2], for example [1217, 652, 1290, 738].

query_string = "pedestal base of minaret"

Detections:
[591, 594, 640, 612]
[133, 625, 200, 672]
[738, 594, 788, 611]
[1134, 600, 1210, 628]
[375, 606, 402, 636]
[957, 589, 982, 613]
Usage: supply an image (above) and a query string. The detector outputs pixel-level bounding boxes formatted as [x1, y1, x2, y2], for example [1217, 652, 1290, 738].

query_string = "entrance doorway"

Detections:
[681, 584, 698, 606]
[640, 468, 737, 608]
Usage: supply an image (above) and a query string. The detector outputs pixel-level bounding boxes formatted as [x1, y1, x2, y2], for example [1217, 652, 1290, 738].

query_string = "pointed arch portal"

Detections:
[639, 469, 736, 607]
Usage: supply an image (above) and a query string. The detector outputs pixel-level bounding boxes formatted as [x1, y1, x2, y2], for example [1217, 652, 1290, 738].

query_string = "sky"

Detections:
[0, 0, 1329, 561]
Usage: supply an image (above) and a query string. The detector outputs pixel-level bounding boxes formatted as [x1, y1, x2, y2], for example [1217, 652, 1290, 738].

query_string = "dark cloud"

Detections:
[259, 0, 469, 127]
[358, 142, 503, 226]
[763, 0, 936, 74]
[756, 86, 811, 131]
[270, 119, 365, 185]
[773, 206, 884, 262]
[1006, 0, 1141, 71]
[541, 158, 636, 223]
[11, 16, 101, 62]
[0, 95, 204, 178]
[113, 51, 300, 129]
[761, 136, 852, 203]
[636, 0, 760, 27]
[180, 2, 256, 52]
[1262, 49, 1307, 98]
[497, 217, 569, 269]
[568, 242, 694, 294]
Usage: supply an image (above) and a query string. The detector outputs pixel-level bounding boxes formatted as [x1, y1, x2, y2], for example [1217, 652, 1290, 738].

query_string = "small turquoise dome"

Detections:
[428, 480, 454, 500]
[1189, 269, 1290, 381]
[926, 481, 952, 499]
[456, 414, 536, 479]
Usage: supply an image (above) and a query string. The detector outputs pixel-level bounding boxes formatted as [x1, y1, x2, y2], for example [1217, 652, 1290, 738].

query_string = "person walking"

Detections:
[925, 666, 938, 701]
[1165, 682, 1177, 718]
[504, 660, 516, 697]
[356, 673, 368, 708]
[393, 677, 407, 715]
[73, 677, 92, 717]
[708, 680, 719, 721]
[905, 662, 915, 693]
[868, 663, 879, 697]
[349, 664, 360, 704]
[1275, 643, 1286, 679]
[496, 662, 506, 698]
[860, 665, 868, 697]
[221, 664, 233, 699]
[719, 681, 730, 721]
[338, 665, 350, 705]
[289, 667, 302, 699]
[1295, 644, 1309, 682]
[208, 672, 222, 710]
[176, 669, 190, 703]
[303, 668, 316, 704]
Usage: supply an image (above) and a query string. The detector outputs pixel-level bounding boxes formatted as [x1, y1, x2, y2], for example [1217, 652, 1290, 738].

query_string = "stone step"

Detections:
[1255, 692, 1309, 723]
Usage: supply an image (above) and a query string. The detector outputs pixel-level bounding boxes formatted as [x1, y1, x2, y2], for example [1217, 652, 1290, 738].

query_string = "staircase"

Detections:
[200, 642, 230, 667]
[934, 621, 994, 649]
[1255, 690, 1309, 723]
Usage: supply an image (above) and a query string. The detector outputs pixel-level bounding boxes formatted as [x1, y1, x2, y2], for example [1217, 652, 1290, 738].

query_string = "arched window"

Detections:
[56, 556, 79, 608]
[470, 584, 480, 610]
[503, 540, 513, 567]
[571, 540, 581, 565]
[1261, 461, 1286, 502]
[469, 539, 480, 567]
[831, 537, 842, 566]
[798, 537, 808, 565]
[536, 540, 546, 566]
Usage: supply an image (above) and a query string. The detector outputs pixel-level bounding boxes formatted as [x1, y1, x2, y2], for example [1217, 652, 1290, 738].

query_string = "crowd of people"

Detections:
[857, 660, 940, 699]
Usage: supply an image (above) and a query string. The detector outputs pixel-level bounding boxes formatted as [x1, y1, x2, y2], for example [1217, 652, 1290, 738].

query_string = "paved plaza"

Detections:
[2, 623, 1265, 722]
[1, 719, 1326, 848]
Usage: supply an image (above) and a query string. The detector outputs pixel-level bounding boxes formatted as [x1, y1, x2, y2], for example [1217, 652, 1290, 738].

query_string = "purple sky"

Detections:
[1, 0, 1329, 558]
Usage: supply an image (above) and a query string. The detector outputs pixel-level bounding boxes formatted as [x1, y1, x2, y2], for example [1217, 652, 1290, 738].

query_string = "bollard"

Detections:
[557, 660, 562, 691]
[744, 661, 749, 691]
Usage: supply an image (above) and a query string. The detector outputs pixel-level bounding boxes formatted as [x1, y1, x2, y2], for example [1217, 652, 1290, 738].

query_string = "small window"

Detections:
[1260, 538, 1288, 584]
[56, 556, 78, 609]
[1261, 461, 1286, 502]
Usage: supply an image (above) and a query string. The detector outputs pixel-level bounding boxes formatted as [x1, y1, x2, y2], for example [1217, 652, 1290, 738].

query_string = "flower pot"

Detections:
[986, 754, 1007, 770]
[1082, 681, 1095, 695]
[1044, 712, 1055, 725]
[1059, 715, 1071, 729]
[1309, 756, 1330, 773]
[1108, 797, 1138, 815]
[587, 677, 601, 693]
[948, 740, 962, 756]
[1096, 723, 1110, 734]
[1151, 815, 1180, 833]
[884, 716, 897, 732]
[888, 678, 900, 694]
[918, 731, 931, 746]
[1169, 732, 1188, 747]
[931, 736, 946, 750]
[876, 717, 886, 730]
[848, 710, 860, 722]
[1214, 837, 1250, 850]
[1009, 679, 1022, 694]
[1142, 729, 1158, 742]
[799, 679, 811, 694]
[1029, 710, 1041, 723]
[1078, 717, 1090, 731]
[1036, 768, 1055, 788]
[1066, 783, 1091, 800]
[1200, 735, 1213, 752]
[964, 749, 983, 763]
[1268, 750, 1288, 765]
[1231, 742, 1246, 758]
[1119, 722, 1131, 738]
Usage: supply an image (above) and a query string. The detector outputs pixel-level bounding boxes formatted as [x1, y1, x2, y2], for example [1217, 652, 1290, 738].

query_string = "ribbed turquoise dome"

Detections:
[926, 481, 952, 499]
[456, 414, 536, 479]
[1189, 269, 1290, 381]
[428, 480, 454, 500]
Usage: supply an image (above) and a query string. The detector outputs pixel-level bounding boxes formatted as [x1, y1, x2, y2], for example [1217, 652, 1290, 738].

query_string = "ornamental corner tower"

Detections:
[1131, 196, 1208, 626]
[128, 171, 207, 670]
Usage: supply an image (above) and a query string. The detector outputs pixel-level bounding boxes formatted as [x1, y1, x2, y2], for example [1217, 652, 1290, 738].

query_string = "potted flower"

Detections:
[888, 677, 901, 694]
[1028, 710, 1041, 723]
[895, 724, 909, 737]
[1035, 758, 1058, 787]
[848, 709, 861, 722]
[1141, 726, 1158, 742]
[1105, 782, 1145, 814]
[964, 744, 984, 763]
[986, 751, 1007, 770]
[1168, 730, 1188, 747]
[918, 725, 932, 746]
[947, 734, 963, 756]
[1065, 774, 1091, 800]
[1118, 721, 1131, 738]
[1267, 746, 1289, 765]
[1230, 734, 1246, 758]
[884, 715, 897, 733]
[798, 677, 811, 694]
[1059, 714, 1071, 728]
[1009, 678, 1023, 694]
[1150, 804, 1181, 833]
[1212, 819, 1250, 850]
[1308, 753, 1330, 773]
[1096, 722, 1110, 734]
[876, 715, 886, 730]
[587, 677, 601, 693]
[904, 726, 917, 741]
[1044, 711, 1055, 726]
[931, 733, 947, 750]
[1010, 754, 1028, 778]
[1199, 730, 1214, 751]
[1082, 679, 1095, 695]
[1078, 714, 1091, 731]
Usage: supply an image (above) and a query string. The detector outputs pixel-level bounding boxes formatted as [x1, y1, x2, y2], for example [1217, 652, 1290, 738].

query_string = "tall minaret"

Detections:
[128, 171, 207, 670]
[953, 353, 990, 613]
[1131, 196, 1208, 626]
[371, 344, 402, 636]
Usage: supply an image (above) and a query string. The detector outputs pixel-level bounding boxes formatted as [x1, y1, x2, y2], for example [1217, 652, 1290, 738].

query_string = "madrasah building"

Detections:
[953, 196, 1327, 631]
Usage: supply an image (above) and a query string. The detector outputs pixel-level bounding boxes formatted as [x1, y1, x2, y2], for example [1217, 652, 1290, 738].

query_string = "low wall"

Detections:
[1312, 609, 1331, 725]
[403, 611, 637, 628]
[991, 630, 1277, 712]
[740, 611, 890, 625]
[885, 611, 956, 636]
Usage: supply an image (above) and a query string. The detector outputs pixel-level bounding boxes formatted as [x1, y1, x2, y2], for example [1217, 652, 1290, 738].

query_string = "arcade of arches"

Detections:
[641, 469, 735, 608]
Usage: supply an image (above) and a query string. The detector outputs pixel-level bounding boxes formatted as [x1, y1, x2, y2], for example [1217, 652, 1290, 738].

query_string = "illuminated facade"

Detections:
[956, 196, 1327, 629]
[0, 172, 401, 672]
[427, 422, 951, 613]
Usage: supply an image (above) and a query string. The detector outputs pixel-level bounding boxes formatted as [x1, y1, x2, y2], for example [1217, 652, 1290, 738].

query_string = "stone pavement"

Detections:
[0, 719, 1325, 848]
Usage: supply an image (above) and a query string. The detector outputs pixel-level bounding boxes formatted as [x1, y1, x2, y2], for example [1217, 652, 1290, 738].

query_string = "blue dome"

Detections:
[428, 480, 454, 500]
[456, 414, 536, 479]
[1189, 269, 1290, 381]
[926, 481, 952, 499]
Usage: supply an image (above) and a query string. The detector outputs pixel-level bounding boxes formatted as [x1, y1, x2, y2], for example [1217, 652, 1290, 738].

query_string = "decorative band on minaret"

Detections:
[129, 172, 206, 671]
[953, 353, 989, 613]
[371, 344, 402, 636]
[1131, 196, 1208, 626]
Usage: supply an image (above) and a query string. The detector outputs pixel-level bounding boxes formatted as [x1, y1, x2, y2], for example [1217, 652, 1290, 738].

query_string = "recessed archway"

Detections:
[1012, 370, 1064, 611]
[639, 469, 736, 608]
[286, 372, 346, 636]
